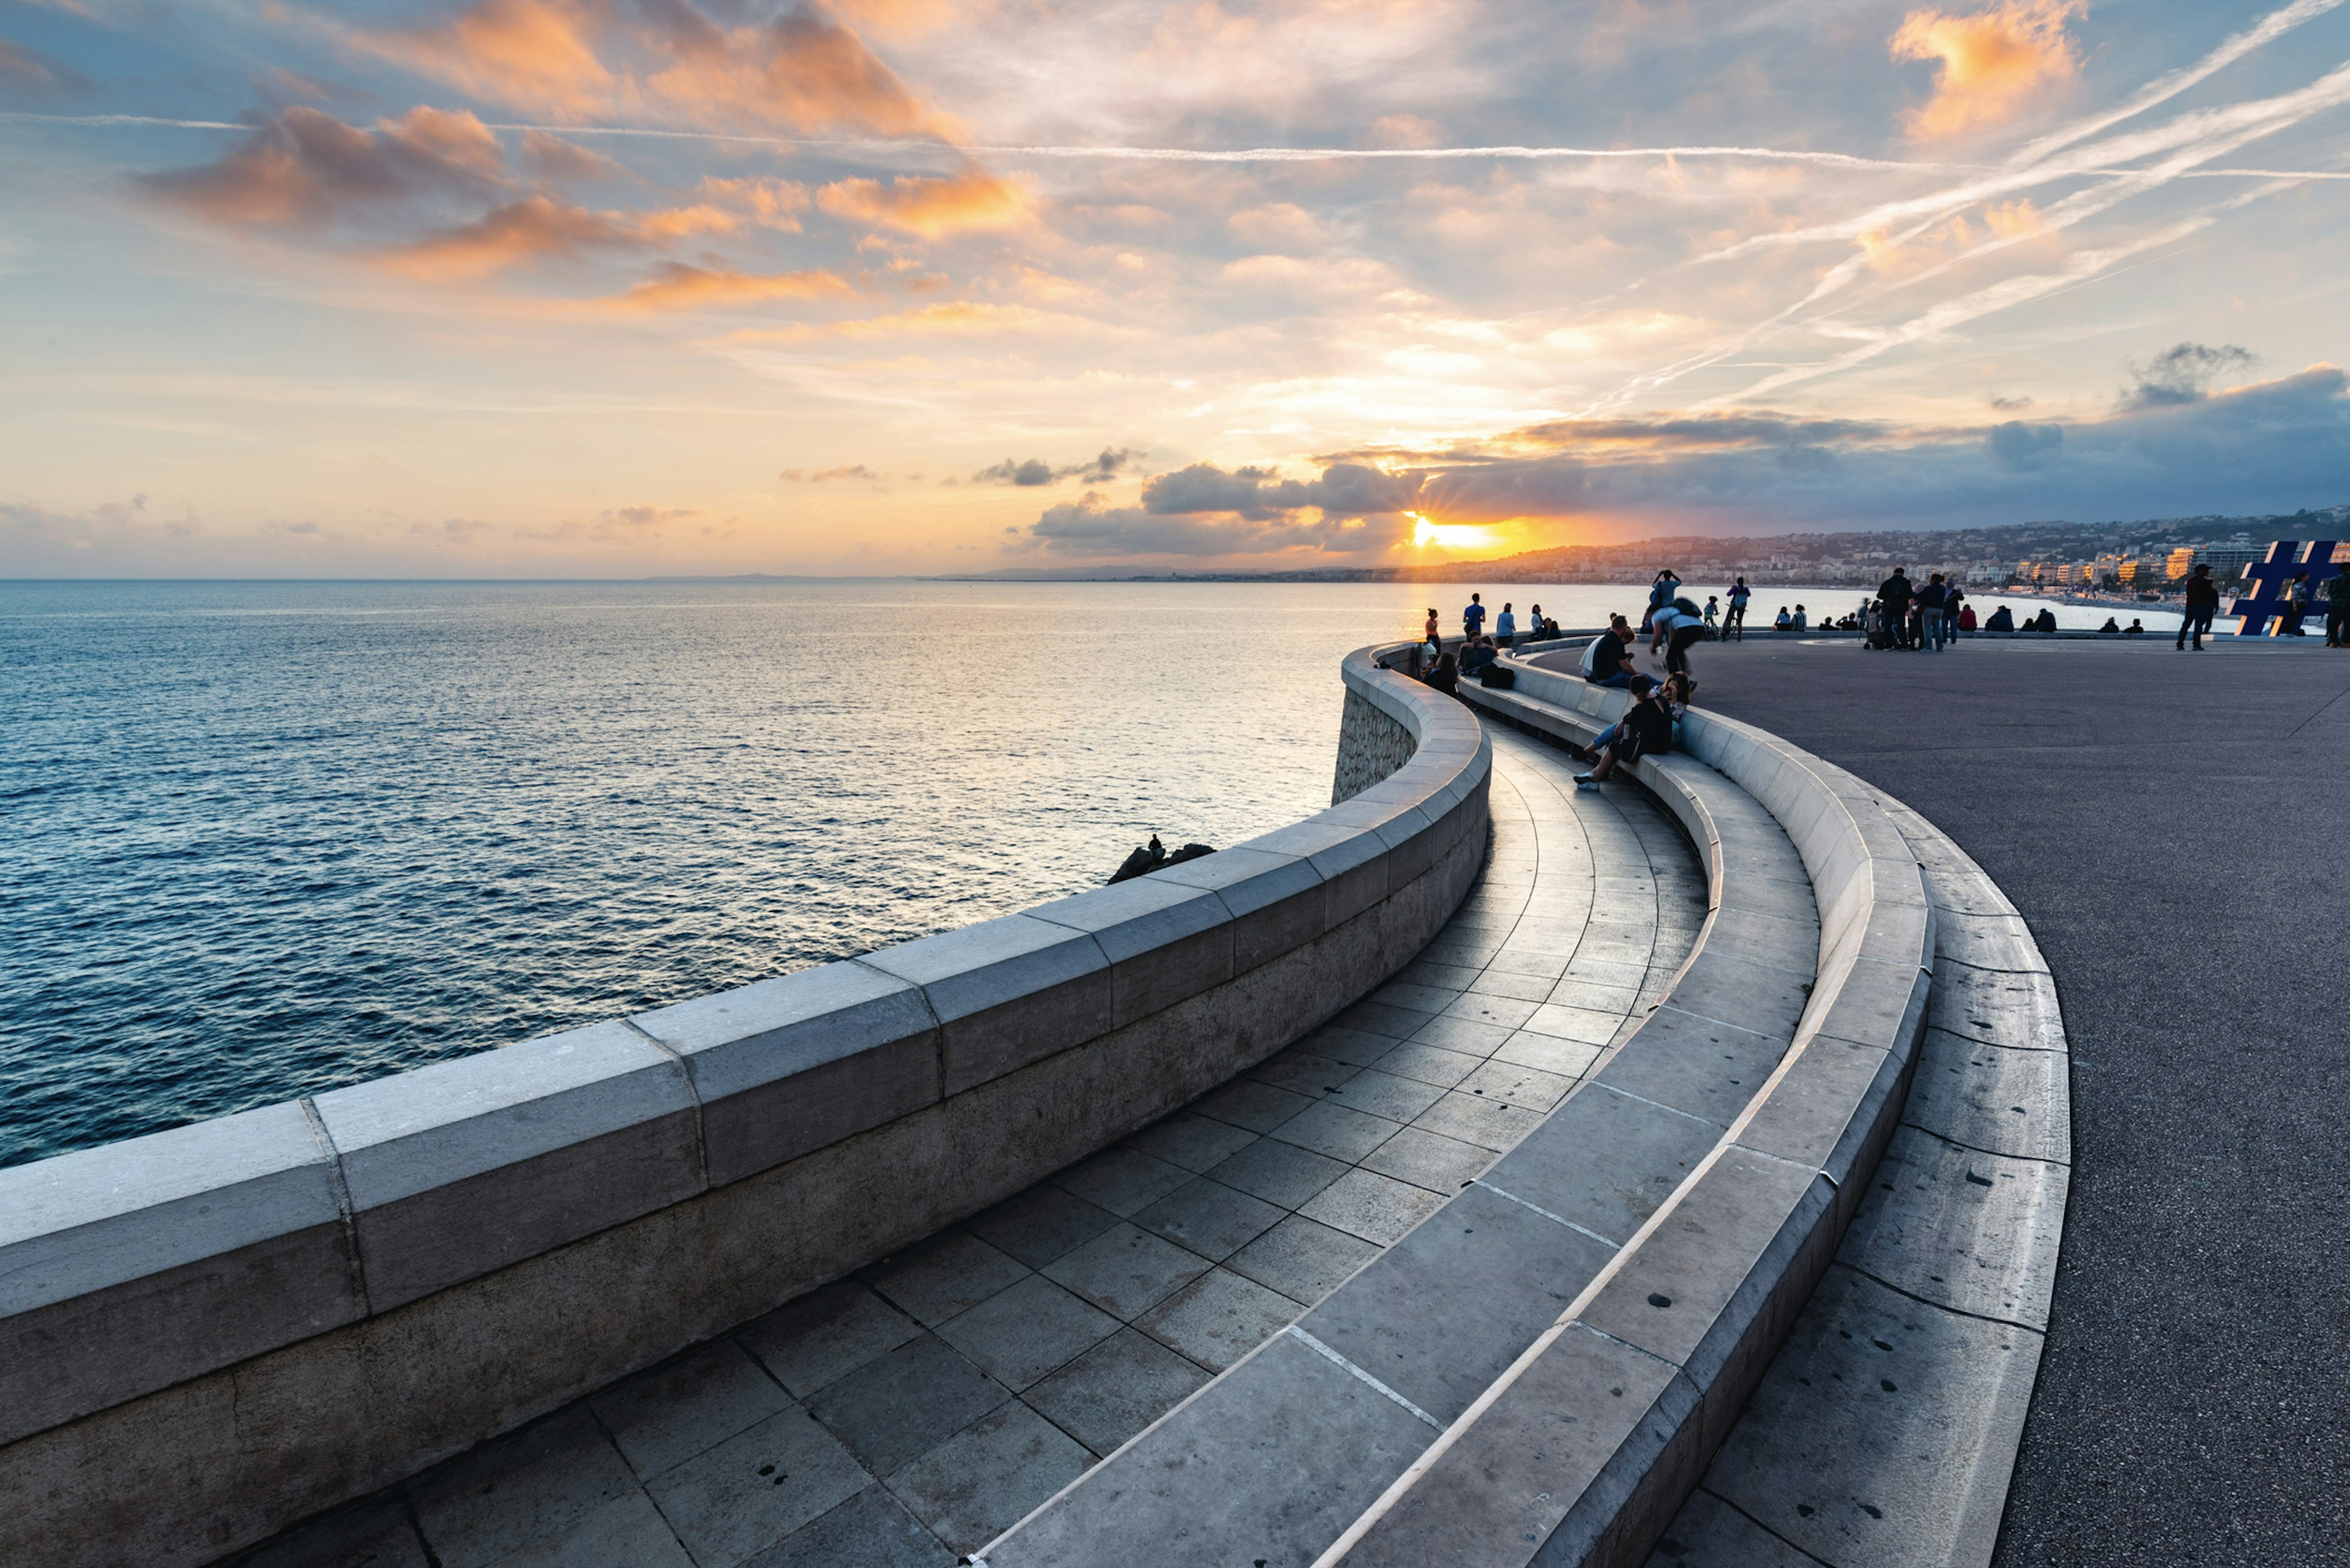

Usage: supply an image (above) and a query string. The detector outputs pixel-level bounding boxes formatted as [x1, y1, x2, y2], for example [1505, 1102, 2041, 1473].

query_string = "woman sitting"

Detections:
[1575, 676, 1675, 790]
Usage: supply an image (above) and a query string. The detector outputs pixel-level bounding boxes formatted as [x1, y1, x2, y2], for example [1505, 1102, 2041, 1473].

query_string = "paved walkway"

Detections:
[226, 726, 1706, 1568]
[1625, 634, 2350, 1568]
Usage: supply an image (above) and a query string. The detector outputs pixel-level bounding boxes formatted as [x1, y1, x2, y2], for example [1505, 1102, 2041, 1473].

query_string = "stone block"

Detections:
[1696, 1264, 2043, 1568]
[1592, 1006, 1790, 1129]
[1225, 1214, 1382, 1306]
[1577, 1151, 1833, 1458]
[634, 961, 939, 1189]
[980, 1329, 1436, 1568]
[0, 1100, 357, 1445]
[1029, 877, 1236, 1028]
[755, 1485, 956, 1568]
[1023, 1327, 1211, 1457]
[315, 1021, 701, 1310]
[1152, 846, 1330, 974]
[1904, 1028, 2070, 1163]
[934, 1274, 1121, 1391]
[1476, 1085, 1721, 1247]
[1137, 1266, 1302, 1372]
[1645, 1487, 1821, 1567]
[1303, 1184, 1616, 1425]
[859, 914, 1112, 1097]
[1805, 953, 1932, 1060]
[1651, 949, 1809, 1043]
[641, 1406, 868, 1566]
[1734, 1033, 1908, 1197]
[888, 1402, 1092, 1556]
[1837, 1126, 2068, 1330]
[1341, 1323, 1699, 1568]
[1688, 907, 1816, 976]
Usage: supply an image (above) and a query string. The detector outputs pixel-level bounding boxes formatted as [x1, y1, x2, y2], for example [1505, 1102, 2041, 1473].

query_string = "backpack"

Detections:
[1671, 596, 1704, 619]
[1477, 663, 1516, 690]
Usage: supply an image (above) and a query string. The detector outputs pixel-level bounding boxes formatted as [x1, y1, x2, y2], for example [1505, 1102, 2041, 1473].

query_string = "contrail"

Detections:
[0, 111, 1969, 168]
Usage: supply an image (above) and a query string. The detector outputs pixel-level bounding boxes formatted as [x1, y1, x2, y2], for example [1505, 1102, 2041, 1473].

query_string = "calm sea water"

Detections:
[0, 577, 2169, 1167]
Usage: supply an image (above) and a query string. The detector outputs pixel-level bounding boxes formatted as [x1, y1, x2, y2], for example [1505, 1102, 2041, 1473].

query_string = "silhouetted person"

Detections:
[2178, 562, 2218, 650]
[1575, 676, 1674, 790]
[1424, 651, 1459, 695]
[2327, 569, 2350, 647]
[1878, 567, 1915, 648]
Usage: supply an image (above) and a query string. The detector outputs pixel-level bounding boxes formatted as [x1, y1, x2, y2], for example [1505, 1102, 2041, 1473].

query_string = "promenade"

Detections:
[220, 728, 1703, 1568]
[1655, 635, 2350, 1566]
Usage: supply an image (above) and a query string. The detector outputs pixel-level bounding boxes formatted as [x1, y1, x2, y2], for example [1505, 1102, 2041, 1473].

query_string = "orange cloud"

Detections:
[696, 176, 811, 231]
[603, 262, 852, 313]
[1985, 197, 2043, 236]
[141, 105, 504, 226]
[815, 171, 1027, 237]
[1891, 1, 2084, 139]
[375, 193, 739, 280]
[729, 300, 1087, 344]
[351, 0, 947, 136]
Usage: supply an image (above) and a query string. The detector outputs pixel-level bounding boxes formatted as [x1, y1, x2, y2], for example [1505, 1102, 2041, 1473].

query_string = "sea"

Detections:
[0, 578, 2174, 1167]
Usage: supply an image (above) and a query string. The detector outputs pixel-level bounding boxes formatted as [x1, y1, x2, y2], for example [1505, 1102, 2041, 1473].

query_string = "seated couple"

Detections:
[1575, 673, 1685, 791]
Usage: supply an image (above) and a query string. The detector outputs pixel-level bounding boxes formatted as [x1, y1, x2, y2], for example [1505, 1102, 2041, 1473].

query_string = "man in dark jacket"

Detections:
[2177, 562, 2220, 650]
[1878, 567, 1915, 648]
[1914, 573, 1949, 651]
[2326, 564, 2350, 648]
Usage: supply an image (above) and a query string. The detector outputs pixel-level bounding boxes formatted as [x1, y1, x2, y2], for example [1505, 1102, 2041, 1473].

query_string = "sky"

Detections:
[6, 0, 2350, 577]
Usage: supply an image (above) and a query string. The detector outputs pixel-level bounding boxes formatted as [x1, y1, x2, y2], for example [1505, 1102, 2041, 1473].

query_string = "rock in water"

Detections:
[1166, 843, 1215, 867]
[1108, 846, 1160, 884]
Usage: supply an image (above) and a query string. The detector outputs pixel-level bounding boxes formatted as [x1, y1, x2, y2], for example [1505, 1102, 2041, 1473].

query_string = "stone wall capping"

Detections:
[1026, 876, 1237, 1026]
[857, 911, 1115, 1096]
[633, 961, 941, 1189]
[314, 1020, 703, 1310]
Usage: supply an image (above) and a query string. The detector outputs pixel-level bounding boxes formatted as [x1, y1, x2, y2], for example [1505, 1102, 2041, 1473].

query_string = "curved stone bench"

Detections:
[980, 648, 1935, 1568]
[0, 649, 1488, 1568]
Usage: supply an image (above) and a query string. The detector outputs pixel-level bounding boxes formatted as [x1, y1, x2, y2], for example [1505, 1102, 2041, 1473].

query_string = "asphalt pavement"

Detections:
[1609, 632, 2350, 1566]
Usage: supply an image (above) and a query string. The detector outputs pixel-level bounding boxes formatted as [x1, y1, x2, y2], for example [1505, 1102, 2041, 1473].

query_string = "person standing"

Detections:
[1463, 593, 1486, 640]
[2326, 567, 2350, 648]
[1641, 569, 1680, 633]
[1424, 606, 1440, 646]
[2280, 573, 2311, 636]
[1915, 573, 1949, 651]
[2177, 563, 2218, 650]
[1878, 567, 1915, 649]
[1496, 602, 1517, 647]
[1725, 577, 1751, 641]
[1943, 581, 1966, 644]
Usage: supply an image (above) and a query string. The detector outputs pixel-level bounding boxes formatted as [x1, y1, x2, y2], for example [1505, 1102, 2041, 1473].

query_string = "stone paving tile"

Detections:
[933, 1274, 1121, 1393]
[883, 1403, 1092, 1558]
[1188, 1076, 1316, 1133]
[1370, 979, 1463, 1014]
[1136, 1268, 1305, 1373]
[1482, 948, 1573, 980]
[1042, 1222, 1213, 1320]
[1206, 1137, 1349, 1209]
[1464, 968, 1555, 1002]
[1397, 959, 1482, 991]
[592, 1340, 791, 1482]
[1406, 1015, 1516, 1056]
[1494, 1031, 1604, 1079]
[498, 1488, 693, 1568]
[963, 1185, 1121, 1271]
[1565, 957, 1649, 990]
[1325, 1066, 1447, 1124]
[1364, 1040, 1482, 1089]
[1359, 1126, 1495, 1194]
[1438, 991, 1543, 1031]
[1412, 1089, 1542, 1152]
[1267, 1098, 1404, 1163]
[804, 1335, 1010, 1477]
[1299, 1169, 1450, 1247]
[644, 1407, 868, 1568]
[1046, 1146, 1195, 1218]
[739, 1282, 924, 1402]
[1546, 977, 1641, 1014]
[411, 1408, 637, 1568]
[862, 1233, 1029, 1328]
[1132, 1176, 1286, 1261]
[1299, 1023, 1406, 1067]
[1247, 1048, 1361, 1097]
[1021, 1328, 1212, 1458]
[1459, 1057, 1579, 1113]
[1522, 1001, 1627, 1047]
[1118, 1110, 1260, 1174]
[1334, 999, 1438, 1039]
[1223, 1213, 1381, 1305]
[231, 1498, 425, 1568]
[745, 1486, 957, 1568]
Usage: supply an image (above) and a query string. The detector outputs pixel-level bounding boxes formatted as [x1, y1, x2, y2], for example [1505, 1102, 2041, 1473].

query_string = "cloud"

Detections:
[520, 129, 630, 182]
[2120, 342, 2258, 409]
[695, 176, 809, 230]
[1891, 1, 2085, 138]
[349, 0, 944, 136]
[140, 105, 504, 226]
[815, 170, 1026, 237]
[727, 300, 1092, 343]
[969, 447, 1146, 487]
[376, 194, 648, 278]
[1986, 419, 2062, 469]
[1021, 490, 1408, 558]
[0, 37, 90, 95]
[603, 261, 850, 311]
[780, 464, 877, 480]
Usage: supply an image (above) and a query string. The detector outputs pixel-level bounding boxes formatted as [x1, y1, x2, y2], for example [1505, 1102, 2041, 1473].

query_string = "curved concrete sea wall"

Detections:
[980, 644, 1941, 1568]
[0, 648, 1490, 1568]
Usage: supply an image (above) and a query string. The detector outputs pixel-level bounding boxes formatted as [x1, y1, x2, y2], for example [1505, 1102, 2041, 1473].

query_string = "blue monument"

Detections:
[2228, 540, 2341, 635]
